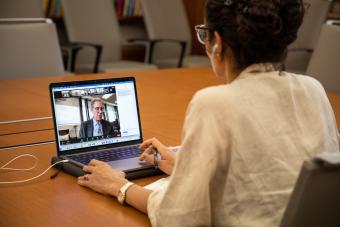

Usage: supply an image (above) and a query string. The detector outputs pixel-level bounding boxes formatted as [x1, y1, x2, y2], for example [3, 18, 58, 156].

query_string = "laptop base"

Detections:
[51, 156, 164, 180]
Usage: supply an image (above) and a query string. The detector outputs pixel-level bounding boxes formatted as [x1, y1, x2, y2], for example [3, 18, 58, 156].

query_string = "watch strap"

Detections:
[117, 182, 134, 205]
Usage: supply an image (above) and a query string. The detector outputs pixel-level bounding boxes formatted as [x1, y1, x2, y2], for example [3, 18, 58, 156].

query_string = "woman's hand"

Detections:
[139, 138, 176, 175]
[77, 159, 128, 197]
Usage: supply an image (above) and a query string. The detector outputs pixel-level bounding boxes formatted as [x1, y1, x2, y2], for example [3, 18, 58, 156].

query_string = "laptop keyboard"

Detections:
[67, 145, 141, 165]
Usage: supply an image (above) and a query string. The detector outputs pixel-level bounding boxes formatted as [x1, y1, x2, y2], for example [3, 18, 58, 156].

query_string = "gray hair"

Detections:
[90, 98, 103, 109]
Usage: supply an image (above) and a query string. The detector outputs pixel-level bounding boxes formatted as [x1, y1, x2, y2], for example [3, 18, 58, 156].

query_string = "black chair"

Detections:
[280, 152, 340, 227]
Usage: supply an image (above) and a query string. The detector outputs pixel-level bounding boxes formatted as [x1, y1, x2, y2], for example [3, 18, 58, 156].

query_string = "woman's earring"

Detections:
[212, 44, 220, 57]
[212, 44, 217, 55]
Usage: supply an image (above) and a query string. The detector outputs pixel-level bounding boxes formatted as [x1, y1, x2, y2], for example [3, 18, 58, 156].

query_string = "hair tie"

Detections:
[224, 0, 250, 15]
[241, 5, 249, 14]
[224, 0, 233, 6]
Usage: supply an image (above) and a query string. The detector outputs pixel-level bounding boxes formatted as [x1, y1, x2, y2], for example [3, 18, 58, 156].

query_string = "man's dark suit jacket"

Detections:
[79, 119, 115, 138]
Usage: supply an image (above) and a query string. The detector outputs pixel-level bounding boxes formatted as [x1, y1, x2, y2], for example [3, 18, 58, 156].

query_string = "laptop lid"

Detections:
[49, 77, 143, 156]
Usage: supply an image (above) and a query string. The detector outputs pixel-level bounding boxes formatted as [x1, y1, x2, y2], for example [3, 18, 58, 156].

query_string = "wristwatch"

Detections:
[117, 182, 134, 205]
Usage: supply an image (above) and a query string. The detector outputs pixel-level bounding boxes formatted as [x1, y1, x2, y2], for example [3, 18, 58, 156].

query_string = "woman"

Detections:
[77, 0, 339, 226]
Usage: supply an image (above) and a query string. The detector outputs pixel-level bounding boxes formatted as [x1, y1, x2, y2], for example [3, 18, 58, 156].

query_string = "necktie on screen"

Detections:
[97, 122, 103, 135]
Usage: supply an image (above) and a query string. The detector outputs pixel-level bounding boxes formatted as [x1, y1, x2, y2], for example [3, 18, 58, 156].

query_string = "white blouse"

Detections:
[147, 64, 339, 227]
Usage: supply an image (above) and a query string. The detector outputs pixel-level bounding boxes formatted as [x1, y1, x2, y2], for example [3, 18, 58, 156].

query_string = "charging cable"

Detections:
[0, 154, 69, 184]
[0, 154, 38, 171]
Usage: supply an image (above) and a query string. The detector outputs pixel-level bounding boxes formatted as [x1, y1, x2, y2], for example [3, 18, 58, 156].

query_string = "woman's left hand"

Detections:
[77, 159, 128, 197]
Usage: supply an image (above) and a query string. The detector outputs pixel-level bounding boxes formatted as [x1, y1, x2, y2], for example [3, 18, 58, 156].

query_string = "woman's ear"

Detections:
[212, 31, 223, 55]
[212, 43, 218, 55]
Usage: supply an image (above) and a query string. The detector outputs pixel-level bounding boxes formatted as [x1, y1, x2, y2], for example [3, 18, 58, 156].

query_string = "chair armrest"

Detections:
[125, 38, 151, 63]
[288, 48, 313, 53]
[70, 42, 103, 73]
[128, 38, 187, 67]
[326, 20, 340, 26]
[128, 38, 151, 43]
[61, 44, 83, 73]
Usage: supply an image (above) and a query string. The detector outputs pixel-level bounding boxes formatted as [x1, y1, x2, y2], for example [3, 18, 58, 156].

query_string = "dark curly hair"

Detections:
[205, 0, 305, 70]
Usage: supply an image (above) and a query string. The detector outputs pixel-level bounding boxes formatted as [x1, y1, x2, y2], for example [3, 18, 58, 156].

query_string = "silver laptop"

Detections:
[49, 77, 154, 173]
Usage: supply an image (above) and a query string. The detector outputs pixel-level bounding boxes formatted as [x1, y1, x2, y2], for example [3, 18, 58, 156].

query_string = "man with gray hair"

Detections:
[79, 98, 116, 139]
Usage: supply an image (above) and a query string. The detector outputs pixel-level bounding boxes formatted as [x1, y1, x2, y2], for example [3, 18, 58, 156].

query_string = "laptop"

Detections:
[49, 77, 156, 174]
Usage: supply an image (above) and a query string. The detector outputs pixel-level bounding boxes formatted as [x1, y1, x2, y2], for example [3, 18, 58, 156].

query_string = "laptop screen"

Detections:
[50, 77, 142, 154]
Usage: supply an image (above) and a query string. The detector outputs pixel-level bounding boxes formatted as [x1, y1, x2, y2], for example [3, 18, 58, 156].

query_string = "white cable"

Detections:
[0, 156, 69, 184]
[0, 154, 38, 171]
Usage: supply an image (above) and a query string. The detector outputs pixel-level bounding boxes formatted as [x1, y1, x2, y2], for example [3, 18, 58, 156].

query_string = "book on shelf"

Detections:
[116, 0, 124, 16]
[123, 0, 129, 16]
[127, 0, 135, 17]
[134, 0, 142, 16]
[44, 0, 62, 18]
[113, 0, 142, 17]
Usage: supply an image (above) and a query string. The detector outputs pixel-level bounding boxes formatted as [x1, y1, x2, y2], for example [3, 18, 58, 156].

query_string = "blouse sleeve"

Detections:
[147, 90, 231, 226]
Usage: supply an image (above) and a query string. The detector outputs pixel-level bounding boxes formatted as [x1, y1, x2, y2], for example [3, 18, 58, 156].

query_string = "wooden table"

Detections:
[0, 68, 339, 227]
[0, 68, 223, 227]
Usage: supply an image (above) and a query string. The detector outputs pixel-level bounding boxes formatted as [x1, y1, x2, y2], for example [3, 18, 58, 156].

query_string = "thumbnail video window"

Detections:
[53, 86, 121, 145]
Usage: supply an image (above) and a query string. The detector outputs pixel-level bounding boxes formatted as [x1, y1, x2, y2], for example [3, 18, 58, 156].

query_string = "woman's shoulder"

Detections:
[283, 71, 327, 94]
[191, 84, 234, 108]
[189, 71, 328, 111]
[239, 69, 327, 96]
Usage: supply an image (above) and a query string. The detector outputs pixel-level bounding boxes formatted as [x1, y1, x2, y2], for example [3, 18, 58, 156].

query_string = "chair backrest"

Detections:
[284, 0, 331, 74]
[141, 0, 192, 60]
[280, 152, 340, 227]
[61, 0, 121, 64]
[0, 19, 65, 80]
[306, 24, 340, 93]
[0, 0, 44, 18]
[290, 0, 331, 50]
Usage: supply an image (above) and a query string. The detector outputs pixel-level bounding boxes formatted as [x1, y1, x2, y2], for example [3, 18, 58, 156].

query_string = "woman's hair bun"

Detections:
[205, 0, 305, 69]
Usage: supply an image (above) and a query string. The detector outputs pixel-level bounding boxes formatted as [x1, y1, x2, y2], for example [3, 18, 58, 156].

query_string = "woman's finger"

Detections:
[142, 153, 154, 165]
[139, 146, 156, 160]
[78, 175, 86, 181]
[140, 137, 159, 149]
[83, 165, 96, 173]
[139, 140, 152, 149]
[77, 178, 89, 186]
[88, 159, 103, 166]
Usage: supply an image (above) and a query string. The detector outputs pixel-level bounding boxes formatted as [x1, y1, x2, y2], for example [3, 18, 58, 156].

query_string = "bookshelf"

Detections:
[114, 0, 147, 61]
[329, 0, 340, 20]
[119, 17, 147, 62]
[328, 12, 340, 20]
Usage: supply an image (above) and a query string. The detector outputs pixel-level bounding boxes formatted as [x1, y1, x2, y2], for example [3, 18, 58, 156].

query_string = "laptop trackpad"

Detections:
[108, 157, 151, 171]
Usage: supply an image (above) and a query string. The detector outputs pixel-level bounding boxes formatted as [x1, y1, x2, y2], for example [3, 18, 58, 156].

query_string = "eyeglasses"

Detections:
[195, 24, 211, 44]
[94, 107, 104, 111]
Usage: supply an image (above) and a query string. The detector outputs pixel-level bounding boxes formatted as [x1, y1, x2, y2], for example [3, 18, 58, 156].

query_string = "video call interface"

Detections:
[52, 81, 141, 151]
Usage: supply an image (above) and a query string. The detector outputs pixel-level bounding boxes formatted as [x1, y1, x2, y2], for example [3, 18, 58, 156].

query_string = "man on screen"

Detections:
[79, 98, 117, 139]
